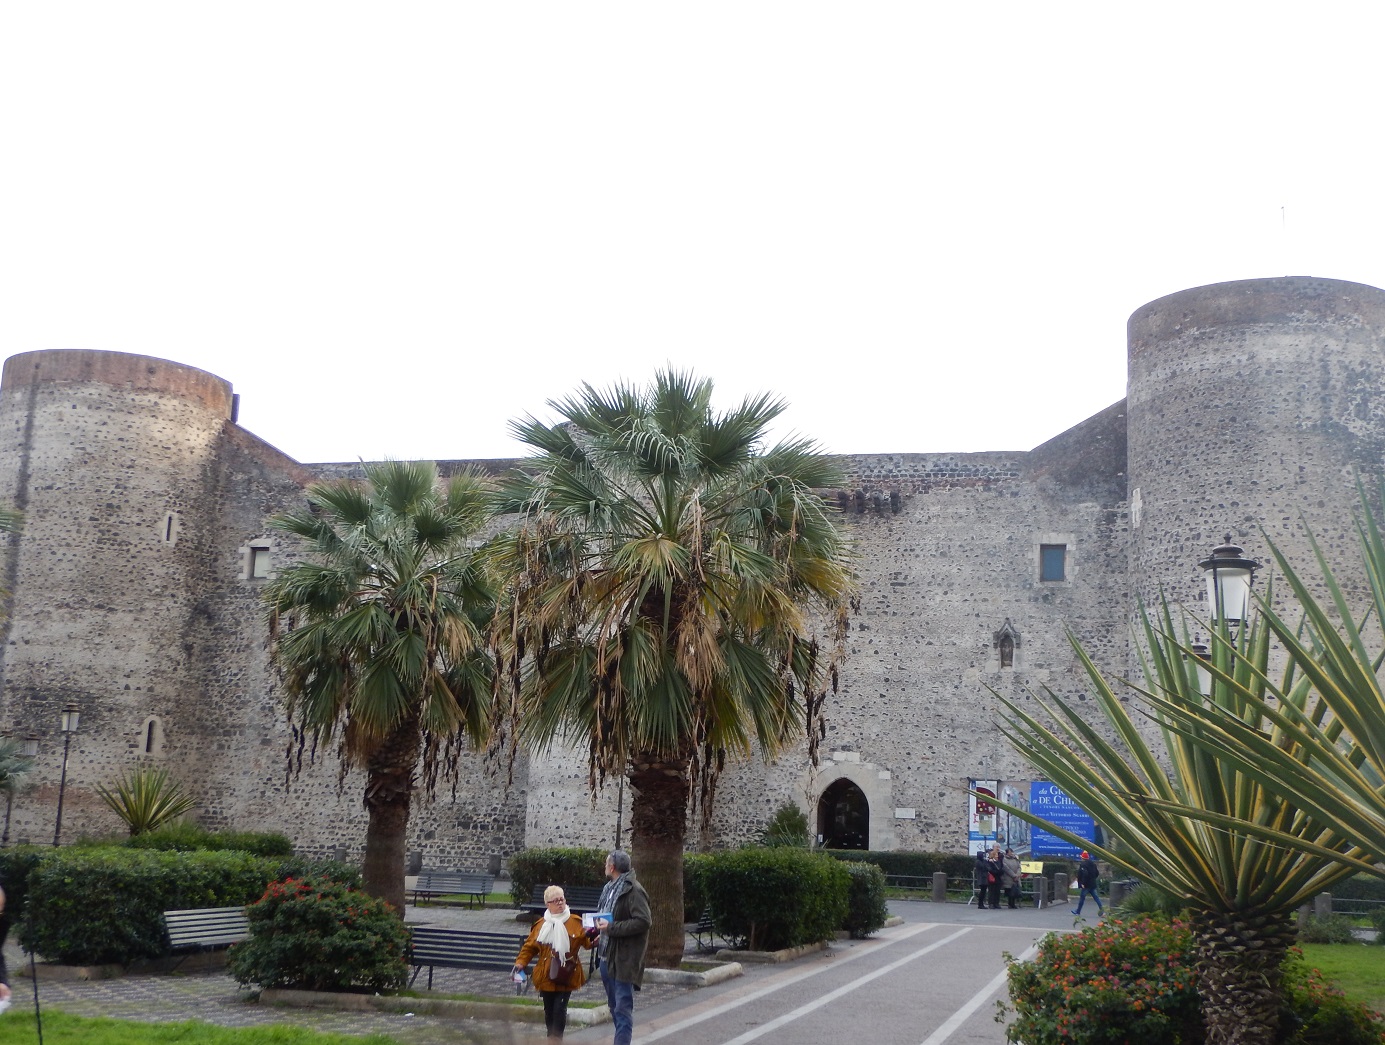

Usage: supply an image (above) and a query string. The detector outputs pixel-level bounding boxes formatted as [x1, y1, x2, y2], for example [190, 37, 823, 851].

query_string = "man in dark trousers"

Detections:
[1072, 851, 1104, 917]
[592, 850, 650, 1045]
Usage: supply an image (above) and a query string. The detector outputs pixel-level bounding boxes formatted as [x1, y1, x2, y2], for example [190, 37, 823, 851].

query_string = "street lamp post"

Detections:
[53, 703, 80, 847]
[1198, 535, 1261, 635]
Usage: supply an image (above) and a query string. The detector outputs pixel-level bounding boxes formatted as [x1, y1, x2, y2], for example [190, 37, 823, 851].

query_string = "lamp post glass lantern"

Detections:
[1199, 535, 1260, 629]
[53, 703, 80, 847]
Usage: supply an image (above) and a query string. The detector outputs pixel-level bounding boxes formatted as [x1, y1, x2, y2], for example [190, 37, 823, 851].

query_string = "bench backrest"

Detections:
[408, 927, 522, 970]
[164, 906, 250, 949]
[525, 884, 605, 913]
[417, 872, 493, 890]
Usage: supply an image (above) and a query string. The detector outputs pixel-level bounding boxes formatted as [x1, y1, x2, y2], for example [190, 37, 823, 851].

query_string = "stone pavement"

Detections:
[2, 902, 698, 1044]
[2, 899, 1085, 1043]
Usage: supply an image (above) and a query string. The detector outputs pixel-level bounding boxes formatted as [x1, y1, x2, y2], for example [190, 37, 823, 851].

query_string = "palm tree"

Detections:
[991, 604, 1375, 1045]
[491, 371, 854, 967]
[263, 460, 495, 913]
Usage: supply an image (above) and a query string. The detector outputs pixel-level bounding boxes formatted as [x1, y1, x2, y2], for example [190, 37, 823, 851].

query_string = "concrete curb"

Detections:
[643, 961, 743, 987]
[261, 988, 611, 1026]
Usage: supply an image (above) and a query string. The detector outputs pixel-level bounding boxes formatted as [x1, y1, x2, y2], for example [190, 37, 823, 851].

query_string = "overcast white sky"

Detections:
[4, 3, 1384, 464]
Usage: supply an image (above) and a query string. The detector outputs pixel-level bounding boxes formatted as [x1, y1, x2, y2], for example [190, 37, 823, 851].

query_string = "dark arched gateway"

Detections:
[818, 778, 869, 850]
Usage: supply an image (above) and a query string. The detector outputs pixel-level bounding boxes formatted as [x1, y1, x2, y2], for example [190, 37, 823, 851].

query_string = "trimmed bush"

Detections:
[683, 853, 713, 922]
[1003, 915, 1203, 1044]
[0, 846, 47, 948]
[703, 848, 849, 951]
[227, 876, 409, 992]
[507, 847, 606, 907]
[820, 849, 975, 881]
[125, 824, 294, 857]
[1298, 914, 1358, 945]
[841, 860, 888, 938]
[18, 848, 360, 966]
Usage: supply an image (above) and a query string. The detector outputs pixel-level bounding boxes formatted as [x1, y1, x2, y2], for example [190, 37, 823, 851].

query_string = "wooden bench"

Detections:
[407, 925, 525, 989]
[518, 885, 605, 917]
[164, 906, 250, 970]
[410, 871, 495, 908]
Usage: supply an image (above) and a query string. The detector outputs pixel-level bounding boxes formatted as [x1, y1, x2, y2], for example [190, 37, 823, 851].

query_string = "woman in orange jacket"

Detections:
[513, 884, 596, 1042]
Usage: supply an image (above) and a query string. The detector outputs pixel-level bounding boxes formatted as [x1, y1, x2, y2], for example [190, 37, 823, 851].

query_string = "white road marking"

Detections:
[639, 922, 943, 1043]
[647, 926, 973, 1045]
[917, 942, 1040, 1045]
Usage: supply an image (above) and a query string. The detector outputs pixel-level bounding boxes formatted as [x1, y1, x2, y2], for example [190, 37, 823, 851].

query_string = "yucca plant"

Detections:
[988, 601, 1376, 1045]
[95, 764, 198, 835]
[1142, 488, 1385, 870]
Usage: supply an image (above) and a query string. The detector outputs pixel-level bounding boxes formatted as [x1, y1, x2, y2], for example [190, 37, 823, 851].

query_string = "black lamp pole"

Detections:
[52, 704, 80, 847]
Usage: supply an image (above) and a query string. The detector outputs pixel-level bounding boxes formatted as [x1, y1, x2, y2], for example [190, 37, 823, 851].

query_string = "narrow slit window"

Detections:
[249, 546, 271, 579]
[1040, 544, 1067, 582]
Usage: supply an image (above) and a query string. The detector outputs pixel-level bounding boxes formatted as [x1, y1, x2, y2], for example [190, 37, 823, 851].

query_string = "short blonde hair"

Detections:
[544, 885, 565, 903]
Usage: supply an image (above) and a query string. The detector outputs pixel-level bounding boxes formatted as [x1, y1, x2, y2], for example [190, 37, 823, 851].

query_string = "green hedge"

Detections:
[841, 861, 889, 938]
[0, 846, 48, 950]
[507, 847, 607, 907]
[821, 849, 976, 880]
[703, 848, 849, 951]
[124, 824, 294, 857]
[683, 853, 713, 921]
[17, 848, 361, 966]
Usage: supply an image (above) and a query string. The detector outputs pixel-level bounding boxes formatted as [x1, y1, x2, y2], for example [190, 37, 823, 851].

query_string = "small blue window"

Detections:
[1040, 545, 1066, 582]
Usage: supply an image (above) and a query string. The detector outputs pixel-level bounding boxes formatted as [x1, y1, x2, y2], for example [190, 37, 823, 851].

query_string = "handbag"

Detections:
[986, 872, 996, 884]
[548, 949, 579, 986]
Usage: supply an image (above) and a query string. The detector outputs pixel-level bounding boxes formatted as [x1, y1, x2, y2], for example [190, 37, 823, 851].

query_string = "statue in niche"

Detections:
[993, 619, 1020, 669]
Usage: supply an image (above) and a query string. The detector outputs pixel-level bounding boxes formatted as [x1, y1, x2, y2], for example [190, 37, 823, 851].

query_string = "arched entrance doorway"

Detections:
[818, 778, 869, 850]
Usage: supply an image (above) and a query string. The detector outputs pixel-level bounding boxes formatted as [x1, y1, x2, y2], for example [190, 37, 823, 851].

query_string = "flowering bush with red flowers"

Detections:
[1000, 915, 1203, 1045]
[1002, 917, 1385, 1045]
[227, 875, 409, 992]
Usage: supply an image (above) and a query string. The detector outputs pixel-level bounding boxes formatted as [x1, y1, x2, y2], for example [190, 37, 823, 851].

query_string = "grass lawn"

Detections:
[1300, 943, 1385, 1012]
[0, 1011, 399, 1045]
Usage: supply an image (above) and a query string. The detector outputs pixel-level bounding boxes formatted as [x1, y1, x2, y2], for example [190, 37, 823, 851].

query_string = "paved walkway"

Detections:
[4, 900, 1089, 1044]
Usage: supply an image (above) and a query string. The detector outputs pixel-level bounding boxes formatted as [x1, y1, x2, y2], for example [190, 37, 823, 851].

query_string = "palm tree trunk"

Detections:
[360, 716, 421, 916]
[628, 756, 690, 969]
[1191, 910, 1295, 1044]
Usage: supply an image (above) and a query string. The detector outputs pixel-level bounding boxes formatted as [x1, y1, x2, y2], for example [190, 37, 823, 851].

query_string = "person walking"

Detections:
[592, 850, 650, 1045]
[513, 885, 594, 1043]
[1072, 851, 1104, 917]
[1001, 847, 1023, 909]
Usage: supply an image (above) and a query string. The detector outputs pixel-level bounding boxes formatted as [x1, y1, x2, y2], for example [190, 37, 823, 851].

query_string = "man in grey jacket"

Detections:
[592, 850, 650, 1045]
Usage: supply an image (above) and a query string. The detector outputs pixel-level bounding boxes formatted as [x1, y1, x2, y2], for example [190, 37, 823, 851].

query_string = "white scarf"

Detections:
[537, 904, 572, 960]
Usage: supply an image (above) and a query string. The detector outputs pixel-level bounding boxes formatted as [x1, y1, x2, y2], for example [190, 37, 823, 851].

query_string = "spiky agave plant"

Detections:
[95, 764, 198, 836]
[988, 602, 1375, 1045]
[1143, 491, 1385, 872]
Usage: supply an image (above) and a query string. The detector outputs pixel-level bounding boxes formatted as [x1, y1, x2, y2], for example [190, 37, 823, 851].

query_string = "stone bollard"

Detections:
[1314, 892, 1333, 919]
[406, 850, 423, 875]
[932, 871, 948, 903]
[1032, 877, 1049, 909]
[1109, 880, 1130, 907]
[488, 853, 503, 877]
[1054, 872, 1070, 907]
[1297, 903, 1312, 931]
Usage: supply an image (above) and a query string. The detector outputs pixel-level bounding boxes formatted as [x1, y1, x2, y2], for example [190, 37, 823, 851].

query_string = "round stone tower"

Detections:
[0, 350, 236, 842]
[1126, 276, 1385, 634]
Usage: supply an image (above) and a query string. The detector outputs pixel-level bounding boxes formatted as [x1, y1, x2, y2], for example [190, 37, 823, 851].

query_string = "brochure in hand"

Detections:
[582, 912, 614, 930]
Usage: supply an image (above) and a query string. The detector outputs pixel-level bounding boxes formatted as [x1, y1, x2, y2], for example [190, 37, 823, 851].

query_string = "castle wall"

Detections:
[1126, 277, 1385, 640]
[6, 274, 1384, 864]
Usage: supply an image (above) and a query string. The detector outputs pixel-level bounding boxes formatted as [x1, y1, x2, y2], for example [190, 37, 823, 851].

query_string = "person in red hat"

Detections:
[1072, 851, 1103, 917]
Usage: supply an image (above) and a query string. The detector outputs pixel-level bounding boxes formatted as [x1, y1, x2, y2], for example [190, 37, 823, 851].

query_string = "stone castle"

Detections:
[2, 274, 1383, 866]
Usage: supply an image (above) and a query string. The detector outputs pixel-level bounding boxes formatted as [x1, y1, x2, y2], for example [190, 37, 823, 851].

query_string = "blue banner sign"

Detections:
[1028, 782, 1097, 856]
